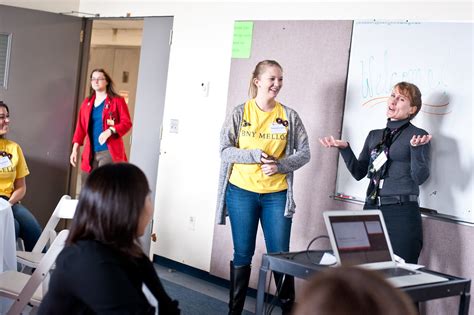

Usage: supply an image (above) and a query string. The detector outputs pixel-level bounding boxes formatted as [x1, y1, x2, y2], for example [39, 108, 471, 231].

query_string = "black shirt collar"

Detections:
[386, 118, 410, 129]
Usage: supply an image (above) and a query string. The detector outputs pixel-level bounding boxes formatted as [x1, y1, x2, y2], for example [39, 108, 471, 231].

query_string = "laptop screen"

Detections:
[327, 213, 392, 265]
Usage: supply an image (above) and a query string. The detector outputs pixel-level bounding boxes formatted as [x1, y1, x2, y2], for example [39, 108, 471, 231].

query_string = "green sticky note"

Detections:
[232, 21, 253, 59]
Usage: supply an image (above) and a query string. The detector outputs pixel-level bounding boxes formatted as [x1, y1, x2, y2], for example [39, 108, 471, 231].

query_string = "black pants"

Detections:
[364, 201, 423, 264]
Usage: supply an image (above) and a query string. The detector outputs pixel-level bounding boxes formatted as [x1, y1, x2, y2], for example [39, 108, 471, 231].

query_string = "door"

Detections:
[0, 5, 84, 226]
[130, 17, 173, 253]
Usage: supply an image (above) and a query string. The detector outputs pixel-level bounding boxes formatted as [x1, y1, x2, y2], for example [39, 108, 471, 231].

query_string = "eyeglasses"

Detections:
[276, 117, 288, 127]
[91, 78, 106, 82]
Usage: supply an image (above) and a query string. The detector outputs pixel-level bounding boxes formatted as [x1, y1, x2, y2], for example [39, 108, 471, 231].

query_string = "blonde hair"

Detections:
[248, 60, 283, 98]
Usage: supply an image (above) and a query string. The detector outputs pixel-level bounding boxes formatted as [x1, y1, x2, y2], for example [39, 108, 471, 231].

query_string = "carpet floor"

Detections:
[161, 278, 254, 315]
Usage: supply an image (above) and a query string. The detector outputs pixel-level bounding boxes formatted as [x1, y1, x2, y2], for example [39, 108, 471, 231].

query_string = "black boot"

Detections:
[273, 272, 295, 315]
[229, 261, 251, 315]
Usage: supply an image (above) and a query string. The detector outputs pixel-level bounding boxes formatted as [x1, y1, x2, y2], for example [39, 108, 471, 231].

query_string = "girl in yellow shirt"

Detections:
[217, 60, 311, 315]
[0, 101, 42, 251]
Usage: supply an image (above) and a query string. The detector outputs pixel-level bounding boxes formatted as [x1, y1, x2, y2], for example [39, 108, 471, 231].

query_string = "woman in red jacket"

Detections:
[70, 68, 132, 180]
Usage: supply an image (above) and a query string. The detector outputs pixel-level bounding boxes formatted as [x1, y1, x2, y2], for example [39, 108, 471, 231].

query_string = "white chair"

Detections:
[16, 195, 78, 270]
[0, 229, 69, 314]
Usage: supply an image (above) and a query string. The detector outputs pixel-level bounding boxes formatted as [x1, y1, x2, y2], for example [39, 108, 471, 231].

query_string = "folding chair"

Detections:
[0, 229, 69, 314]
[16, 195, 77, 270]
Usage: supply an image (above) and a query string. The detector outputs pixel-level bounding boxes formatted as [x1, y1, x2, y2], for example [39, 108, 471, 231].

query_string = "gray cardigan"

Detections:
[215, 103, 311, 225]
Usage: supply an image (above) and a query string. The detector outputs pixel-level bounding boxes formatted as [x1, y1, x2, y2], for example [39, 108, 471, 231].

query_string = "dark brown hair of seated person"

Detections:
[293, 266, 417, 315]
[0, 101, 9, 139]
[0, 100, 9, 113]
[67, 163, 150, 257]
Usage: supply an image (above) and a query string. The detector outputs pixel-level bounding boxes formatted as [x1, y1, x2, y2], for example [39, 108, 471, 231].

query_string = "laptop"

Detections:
[323, 210, 448, 288]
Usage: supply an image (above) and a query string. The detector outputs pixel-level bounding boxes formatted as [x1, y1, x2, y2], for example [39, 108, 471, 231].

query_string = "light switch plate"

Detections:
[170, 119, 179, 133]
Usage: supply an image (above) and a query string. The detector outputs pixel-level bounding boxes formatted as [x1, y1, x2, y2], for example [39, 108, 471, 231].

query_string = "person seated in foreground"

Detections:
[293, 266, 417, 315]
[38, 163, 180, 314]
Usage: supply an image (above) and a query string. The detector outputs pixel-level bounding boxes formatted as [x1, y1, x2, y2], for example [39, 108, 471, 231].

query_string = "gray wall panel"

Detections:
[210, 20, 354, 289]
[0, 5, 83, 226]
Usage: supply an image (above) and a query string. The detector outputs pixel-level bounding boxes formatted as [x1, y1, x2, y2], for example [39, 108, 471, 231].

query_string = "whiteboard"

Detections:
[336, 21, 473, 222]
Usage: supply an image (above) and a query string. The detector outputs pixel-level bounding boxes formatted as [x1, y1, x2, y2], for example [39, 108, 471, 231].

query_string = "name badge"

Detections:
[107, 119, 115, 126]
[270, 123, 287, 134]
[0, 156, 12, 168]
[372, 151, 388, 172]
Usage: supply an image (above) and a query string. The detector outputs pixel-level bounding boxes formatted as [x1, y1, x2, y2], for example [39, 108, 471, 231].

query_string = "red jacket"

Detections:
[72, 94, 132, 173]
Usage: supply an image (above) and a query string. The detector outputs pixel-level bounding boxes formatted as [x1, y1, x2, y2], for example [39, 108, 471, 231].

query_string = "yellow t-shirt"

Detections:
[229, 99, 288, 193]
[0, 139, 29, 198]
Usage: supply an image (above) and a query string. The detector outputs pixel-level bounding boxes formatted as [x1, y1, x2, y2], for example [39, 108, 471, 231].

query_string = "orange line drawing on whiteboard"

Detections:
[362, 96, 388, 108]
[421, 109, 452, 115]
[422, 102, 450, 108]
[421, 101, 451, 115]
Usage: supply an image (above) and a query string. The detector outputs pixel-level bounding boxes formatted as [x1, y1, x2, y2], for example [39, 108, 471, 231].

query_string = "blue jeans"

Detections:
[225, 183, 291, 267]
[12, 203, 42, 251]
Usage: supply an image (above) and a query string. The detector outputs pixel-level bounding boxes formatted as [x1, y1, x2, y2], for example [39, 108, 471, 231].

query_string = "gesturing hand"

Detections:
[319, 136, 348, 149]
[410, 134, 432, 147]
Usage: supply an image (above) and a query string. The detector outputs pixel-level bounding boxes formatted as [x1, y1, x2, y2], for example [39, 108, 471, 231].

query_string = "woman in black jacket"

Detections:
[320, 82, 431, 263]
[39, 163, 180, 314]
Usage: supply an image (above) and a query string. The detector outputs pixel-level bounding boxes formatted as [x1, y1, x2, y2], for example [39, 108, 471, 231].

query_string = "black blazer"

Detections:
[38, 240, 179, 314]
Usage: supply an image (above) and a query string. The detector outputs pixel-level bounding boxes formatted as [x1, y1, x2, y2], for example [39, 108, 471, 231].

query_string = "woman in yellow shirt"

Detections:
[0, 101, 41, 251]
[217, 60, 311, 314]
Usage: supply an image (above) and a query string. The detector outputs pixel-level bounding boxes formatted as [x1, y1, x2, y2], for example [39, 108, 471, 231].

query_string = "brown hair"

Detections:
[88, 68, 119, 99]
[293, 266, 417, 315]
[248, 60, 283, 98]
[67, 163, 150, 257]
[393, 81, 422, 119]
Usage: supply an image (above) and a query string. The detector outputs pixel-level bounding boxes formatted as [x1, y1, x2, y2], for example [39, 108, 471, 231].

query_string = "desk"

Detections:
[0, 200, 17, 272]
[256, 251, 471, 315]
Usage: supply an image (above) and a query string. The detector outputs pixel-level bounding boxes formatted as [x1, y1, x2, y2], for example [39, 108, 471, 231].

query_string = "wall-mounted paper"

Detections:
[232, 21, 253, 59]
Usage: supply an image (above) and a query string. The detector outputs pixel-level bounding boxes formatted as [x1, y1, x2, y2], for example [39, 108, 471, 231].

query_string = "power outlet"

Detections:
[170, 119, 179, 134]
